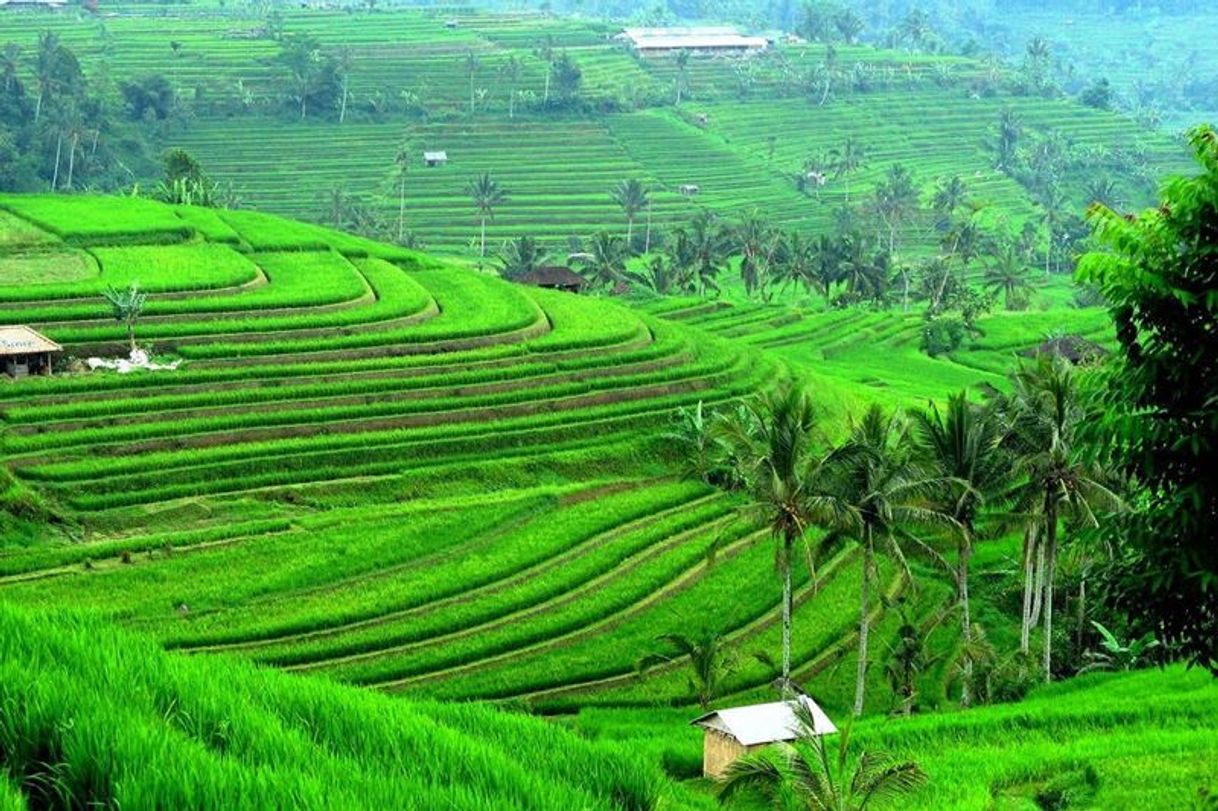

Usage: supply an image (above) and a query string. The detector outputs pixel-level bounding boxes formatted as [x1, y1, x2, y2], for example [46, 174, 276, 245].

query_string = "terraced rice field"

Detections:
[3, 195, 941, 713]
[9, 5, 1183, 251]
[177, 118, 698, 250]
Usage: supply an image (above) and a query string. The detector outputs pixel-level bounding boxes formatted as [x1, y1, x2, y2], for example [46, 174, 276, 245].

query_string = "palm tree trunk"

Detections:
[1030, 539, 1045, 630]
[854, 527, 873, 717]
[781, 534, 793, 696]
[1042, 499, 1058, 682]
[35, 89, 43, 124]
[398, 177, 406, 242]
[127, 321, 136, 354]
[1020, 524, 1036, 654]
[480, 216, 487, 258]
[66, 132, 78, 189]
[959, 535, 973, 708]
[626, 217, 633, 248]
[340, 76, 349, 124]
[51, 133, 62, 191]
[645, 203, 652, 254]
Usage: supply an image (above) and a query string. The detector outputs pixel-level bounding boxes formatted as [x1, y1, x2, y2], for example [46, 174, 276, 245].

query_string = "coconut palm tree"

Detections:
[1000, 356, 1122, 681]
[1, 44, 20, 94]
[392, 144, 411, 242]
[673, 49, 690, 105]
[637, 630, 736, 710]
[871, 164, 919, 309]
[718, 704, 926, 810]
[913, 393, 1010, 707]
[579, 232, 628, 290]
[34, 31, 61, 125]
[103, 282, 147, 354]
[500, 55, 522, 118]
[462, 50, 479, 114]
[711, 384, 831, 693]
[497, 235, 549, 281]
[931, 175, 968, 229]
[734, 211, 780, 300]
[466, 172, 507, 260]
[820, 406, 958, 716]
[610, 179, 649, 248]
[831, 136, 867, 205]
[984, 245, 1034, 311]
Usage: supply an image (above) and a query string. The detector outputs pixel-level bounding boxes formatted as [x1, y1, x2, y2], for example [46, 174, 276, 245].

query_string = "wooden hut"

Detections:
[423, 151, 448, 168]
[517, 266, 586, 294]
[0, 325, 62, 378]
[691, 696, 836, 779]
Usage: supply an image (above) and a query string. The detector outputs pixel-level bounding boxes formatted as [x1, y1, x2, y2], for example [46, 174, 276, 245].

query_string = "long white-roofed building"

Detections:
[617, 26, 769, 58]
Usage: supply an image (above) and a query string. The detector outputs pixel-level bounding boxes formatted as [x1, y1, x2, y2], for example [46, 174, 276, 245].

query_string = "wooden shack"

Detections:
[0, 325, 62, 378]
[517, 266, 586, 294]
[423, 150, 448, 167]
[691, 695, 836, 779]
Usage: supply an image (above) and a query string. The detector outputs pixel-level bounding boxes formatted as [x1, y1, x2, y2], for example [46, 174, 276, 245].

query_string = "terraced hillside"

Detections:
[0, 194, 949, 714]
[2, 6, 1190, 253]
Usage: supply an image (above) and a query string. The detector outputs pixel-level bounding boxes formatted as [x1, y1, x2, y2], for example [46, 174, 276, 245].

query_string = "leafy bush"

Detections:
[920, 315, 967, 356]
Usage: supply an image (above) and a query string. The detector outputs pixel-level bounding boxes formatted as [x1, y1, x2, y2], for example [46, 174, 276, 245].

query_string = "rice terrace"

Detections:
[0, 0, 1216, 808]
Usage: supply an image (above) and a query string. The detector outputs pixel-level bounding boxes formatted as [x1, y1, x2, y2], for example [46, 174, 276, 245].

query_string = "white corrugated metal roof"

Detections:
[0, 325, 62, 355]
[691, 696, 837, 746]
[620, 26, 768, 51]
[423, 151, 448, 161]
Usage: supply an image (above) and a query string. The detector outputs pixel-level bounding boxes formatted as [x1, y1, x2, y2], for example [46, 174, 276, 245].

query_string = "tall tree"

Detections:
[831, 136, 867, 205]
[392, 144, 410, 242]
[34, 31, 60, 124]
[871, 164, 919, 309]
[914, 393, 1010, 707]
[466, 172, 507, 259]
[610, 179, 649, 248]
[2, 44, 20, 95]
[1002, 357, 1122, 681]
[496, 235, 549, 281]
[462, 50, 479, 115]
[579, 231, 628, 289]
[712, 384, 828, 693]
[500, 55, 522, 119]
[1080, 125, 1218, 674]
[821, 406, 956, 716]
[637, 630, 735, 710]
[673, 49, 690, 105]
[984, 244, 1033, 311]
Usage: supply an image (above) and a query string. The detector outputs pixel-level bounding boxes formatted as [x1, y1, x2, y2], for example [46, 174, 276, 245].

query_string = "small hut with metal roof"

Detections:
[691, 695, 836, 779]
[0, 326, 62, 378]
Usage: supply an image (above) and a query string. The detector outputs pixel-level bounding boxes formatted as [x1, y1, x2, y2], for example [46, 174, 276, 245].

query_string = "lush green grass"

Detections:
[0, 601, 663, 810]
[571, 667, 1218, 809]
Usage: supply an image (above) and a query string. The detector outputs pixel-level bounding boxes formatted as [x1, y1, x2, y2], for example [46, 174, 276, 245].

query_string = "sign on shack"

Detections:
[0, 325, 62, 378]
[691, 695, 837, 779]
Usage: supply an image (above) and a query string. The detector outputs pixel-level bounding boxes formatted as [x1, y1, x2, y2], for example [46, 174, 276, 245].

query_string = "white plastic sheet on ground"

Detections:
[86, 348, 182, 374]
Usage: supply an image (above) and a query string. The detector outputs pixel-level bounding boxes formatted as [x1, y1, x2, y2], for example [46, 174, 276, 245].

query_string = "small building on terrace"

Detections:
[691, 695, 837, 779]
[517, 266, 586, 294]
[0, 325, 62, 378]
[617, 26, 769, 58]
[423, 151, 448, 167]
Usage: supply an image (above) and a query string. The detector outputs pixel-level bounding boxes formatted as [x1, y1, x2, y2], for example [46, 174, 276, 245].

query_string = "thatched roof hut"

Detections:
[1020, 335, 1109, 365]
[517, 266, 586, 294]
